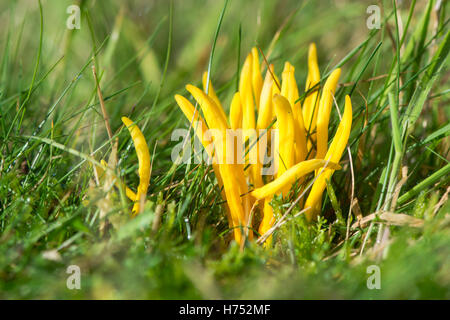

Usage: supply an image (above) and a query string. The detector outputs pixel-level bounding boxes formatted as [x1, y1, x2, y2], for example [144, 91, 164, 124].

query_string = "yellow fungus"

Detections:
[185, 84, 252, 243]
[251, 159, 341, 200]
[303, 43, 321, 138]
[316, 68, 341, 159]
[251, 47, 263, 108]
[273, 94, 295, 179]
[281, 62, 308, 163]
[257, 65, 275, 130]
[229, 92, 242, 131]
[174, 44, 352, 247]
[122, 116, 151, 216]
[174, 94, 234, 229]
[305, 95, 352, 221]
[174, 94, 211, 153]
[240, 53, 256, 131]
[258, 198, 274, 245]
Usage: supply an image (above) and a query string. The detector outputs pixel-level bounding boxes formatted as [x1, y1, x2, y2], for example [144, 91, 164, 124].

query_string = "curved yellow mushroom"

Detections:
[186, 84, 252, 243]
[122, 116, 151, 216]
[280, 62, 307, 163]
[174, 94, 211, 154]
[257, 65, 275, 130]
[273, 94, 295, 180]
[304, 95, 352, 221]
[186, 85, 229, 134]
[174, 94, 234, 230]
[251, 159, 341, 200]
[316, 68, 341, 159]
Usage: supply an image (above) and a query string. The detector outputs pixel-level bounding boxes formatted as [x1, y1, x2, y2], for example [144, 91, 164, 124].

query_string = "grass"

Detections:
[0, 0, 449, 299]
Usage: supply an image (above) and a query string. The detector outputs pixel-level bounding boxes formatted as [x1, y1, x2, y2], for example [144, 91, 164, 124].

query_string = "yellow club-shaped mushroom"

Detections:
[121, 116, 151, 216]
[175, 43, 352, 246]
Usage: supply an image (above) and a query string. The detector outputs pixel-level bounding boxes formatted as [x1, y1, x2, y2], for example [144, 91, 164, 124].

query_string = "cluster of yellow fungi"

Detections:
[174, 44, 353, 246]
